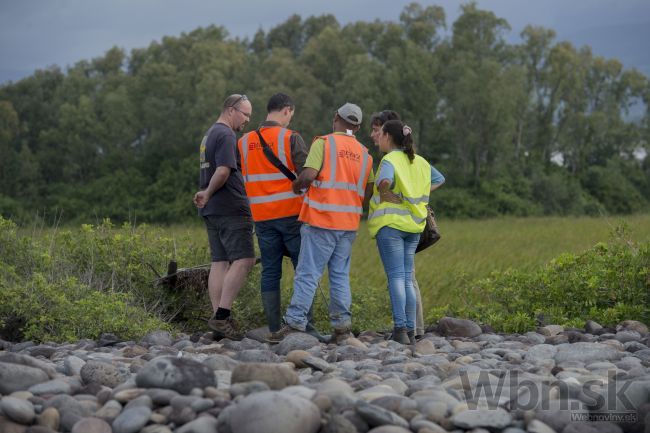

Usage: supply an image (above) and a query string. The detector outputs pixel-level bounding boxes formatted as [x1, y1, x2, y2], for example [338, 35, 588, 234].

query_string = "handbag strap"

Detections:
[254, 129, 296, 181]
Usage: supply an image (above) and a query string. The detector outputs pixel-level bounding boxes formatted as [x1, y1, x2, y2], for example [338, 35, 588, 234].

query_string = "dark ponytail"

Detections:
[382, 120, 415, 163]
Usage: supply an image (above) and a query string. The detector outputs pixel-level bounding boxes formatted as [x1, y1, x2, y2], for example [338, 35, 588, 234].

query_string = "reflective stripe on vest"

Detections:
[367, 207, 426, 224]
[311, 135, 368, 197]
[248, 191, 299, 204]
[298, 133, 372, 231]
[371, 194, 429, 205]
[303, 196, 362, 214]
[367, 151, 431, 238]
[238, 127, 303, 221]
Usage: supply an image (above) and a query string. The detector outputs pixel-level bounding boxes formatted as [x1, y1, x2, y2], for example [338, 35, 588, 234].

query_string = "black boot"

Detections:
[392, 327, 410, 345]
[261, 291, 281, 333]
[407, 329, 416, 345]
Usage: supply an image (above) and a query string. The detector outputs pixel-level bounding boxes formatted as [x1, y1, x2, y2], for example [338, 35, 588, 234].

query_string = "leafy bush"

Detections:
[583, 162, 648, 214]
[0, 217, 200, 342]
[434, 226, 649, 332]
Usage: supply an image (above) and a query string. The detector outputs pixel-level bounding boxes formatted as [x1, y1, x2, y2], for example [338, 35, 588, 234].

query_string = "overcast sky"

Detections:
[1, 0, 649, 84]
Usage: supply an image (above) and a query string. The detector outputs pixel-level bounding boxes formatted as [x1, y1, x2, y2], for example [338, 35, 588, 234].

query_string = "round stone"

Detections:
[1, 396, 36, 424]
[72, 417, 112, 433]
[37, 407, 60, 430]
[228, 391, 321, 433]
[80, 361, 130, 388]
[230, 363, 298, 390]
[276, 333, 320, 356]
[111, 406, 152, 433]
[0, 362, 49, 394]
[451, 407, 512, 429]
[135, 357, 216, 394]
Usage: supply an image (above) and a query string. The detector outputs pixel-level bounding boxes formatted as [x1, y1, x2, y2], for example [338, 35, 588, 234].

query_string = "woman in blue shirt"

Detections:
[369, 111, 445, 343]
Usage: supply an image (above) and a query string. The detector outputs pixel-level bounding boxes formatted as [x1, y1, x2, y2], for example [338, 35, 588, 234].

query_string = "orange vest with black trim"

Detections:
[299, 133, 373, 231]
[237, 126, 303, 222]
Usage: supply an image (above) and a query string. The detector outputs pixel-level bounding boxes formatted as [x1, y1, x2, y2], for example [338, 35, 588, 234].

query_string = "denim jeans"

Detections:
[375, 226, 420, 329]
[285, 225, 357, 330]
[255, 216, 302, 293]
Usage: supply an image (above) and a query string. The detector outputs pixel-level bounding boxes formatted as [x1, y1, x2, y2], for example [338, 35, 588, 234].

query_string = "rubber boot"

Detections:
[261, 291, 282, 333]
[392, 327, 410, 345]
[407, 329, 416, 345]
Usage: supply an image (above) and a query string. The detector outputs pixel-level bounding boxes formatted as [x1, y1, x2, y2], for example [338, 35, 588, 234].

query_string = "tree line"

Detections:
[1, 2, 648, 223]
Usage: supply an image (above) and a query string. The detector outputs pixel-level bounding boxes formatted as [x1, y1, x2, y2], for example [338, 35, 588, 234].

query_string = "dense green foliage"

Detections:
[0, 3, 648, 223]
[427, 227, 650, 332]
[0, 216, 180, 342]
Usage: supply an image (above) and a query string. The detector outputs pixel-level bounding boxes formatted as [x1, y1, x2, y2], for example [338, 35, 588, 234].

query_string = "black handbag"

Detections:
[415, 205, 441, 253]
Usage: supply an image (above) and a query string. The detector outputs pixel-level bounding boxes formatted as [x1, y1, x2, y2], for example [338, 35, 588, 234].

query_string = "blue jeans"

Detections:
[255, 216, 302, 293]
[375, 226, 420, 329]
[285, 225, 357, 330]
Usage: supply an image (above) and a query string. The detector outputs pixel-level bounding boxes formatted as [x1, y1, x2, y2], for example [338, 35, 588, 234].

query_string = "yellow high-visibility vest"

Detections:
[368, 151, 431, 238]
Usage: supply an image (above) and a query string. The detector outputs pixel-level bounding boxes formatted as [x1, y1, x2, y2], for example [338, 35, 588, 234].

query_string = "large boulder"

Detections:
[276, 333, 320, 356]
[436, 317, 482, 338]
[135, 356, 216, 394]
[228, 391, 320, 433]
[0, 362, 49, 394]
[80, 361, 130, 388]
[554, 343, 623, 364]
[139, 330, 173, 347]
[231, 363, 299, 390]
[451, 407, 512, 429]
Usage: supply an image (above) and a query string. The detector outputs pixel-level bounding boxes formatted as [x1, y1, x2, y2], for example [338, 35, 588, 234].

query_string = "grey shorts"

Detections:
[203, 215, 255, 262]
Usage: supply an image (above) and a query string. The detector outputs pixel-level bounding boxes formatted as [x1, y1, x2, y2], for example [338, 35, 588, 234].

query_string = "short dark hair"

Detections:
[267, 93, 295, 113]
[370, 110, 401, 127]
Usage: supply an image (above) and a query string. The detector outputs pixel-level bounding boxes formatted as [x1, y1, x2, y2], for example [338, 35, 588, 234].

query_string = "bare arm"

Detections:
[292, 167, 318, 194]
[430, 179, 445, 192]
[193, 166, 231, 208]
[377, 179, 401, 204]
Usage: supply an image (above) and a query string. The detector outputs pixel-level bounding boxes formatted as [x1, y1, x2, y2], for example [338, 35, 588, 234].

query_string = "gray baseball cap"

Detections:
[337, 102, 362, 126]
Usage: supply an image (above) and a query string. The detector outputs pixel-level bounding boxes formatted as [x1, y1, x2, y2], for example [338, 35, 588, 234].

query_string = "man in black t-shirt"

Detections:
[193, 94, 255, 340]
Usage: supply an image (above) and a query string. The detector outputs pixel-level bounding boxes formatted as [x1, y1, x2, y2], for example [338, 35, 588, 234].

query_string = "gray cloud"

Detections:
[1, 0, 649, 84]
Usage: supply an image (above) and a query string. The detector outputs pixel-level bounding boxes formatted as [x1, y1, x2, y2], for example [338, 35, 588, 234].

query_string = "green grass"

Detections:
[17, 214, 650, 328]
[164, 214, 650, 315]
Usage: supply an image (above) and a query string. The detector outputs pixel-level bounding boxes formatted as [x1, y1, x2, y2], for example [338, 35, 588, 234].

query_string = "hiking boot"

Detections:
[407, 329, 416, 345]
[208, 316, 244, 341]
[305, 322, 329, 343]
[330, 326, 353, 345]
[392, 327, 410, 345]
[267, 323, 303, 344]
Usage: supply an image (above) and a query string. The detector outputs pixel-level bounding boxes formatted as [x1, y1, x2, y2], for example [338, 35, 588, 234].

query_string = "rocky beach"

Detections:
[0, 317, 649, 433]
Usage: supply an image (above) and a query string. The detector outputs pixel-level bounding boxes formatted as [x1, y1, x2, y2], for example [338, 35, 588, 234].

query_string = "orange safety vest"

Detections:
[299, 133, 373, 231]
[238, 126, 303, 222]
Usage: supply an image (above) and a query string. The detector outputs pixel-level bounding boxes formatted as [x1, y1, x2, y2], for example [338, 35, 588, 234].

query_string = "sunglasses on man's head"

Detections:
[229, 94, 248, 108]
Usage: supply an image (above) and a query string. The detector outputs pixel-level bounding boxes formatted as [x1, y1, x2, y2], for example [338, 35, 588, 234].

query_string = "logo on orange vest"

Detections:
[248, 142, 263, 150]
[338, 150, 361, 161]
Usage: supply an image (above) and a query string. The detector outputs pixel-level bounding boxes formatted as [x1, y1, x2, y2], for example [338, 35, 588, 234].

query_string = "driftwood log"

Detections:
[154, 261, 210, 291]
[154, 259, 261, 291]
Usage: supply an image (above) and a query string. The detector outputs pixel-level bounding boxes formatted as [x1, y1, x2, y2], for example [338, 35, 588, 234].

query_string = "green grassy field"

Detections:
[165, 214, 650, 314]
[8, 213, 648, 338]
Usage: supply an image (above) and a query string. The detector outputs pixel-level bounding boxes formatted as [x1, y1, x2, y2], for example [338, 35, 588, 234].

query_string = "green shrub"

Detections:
[435, 226, 649, 332]
[0, 216, 194, 342]
[0, 271, 170, 342]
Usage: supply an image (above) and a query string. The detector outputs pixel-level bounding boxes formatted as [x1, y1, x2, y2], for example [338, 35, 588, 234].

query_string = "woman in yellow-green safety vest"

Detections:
[368, 119, 445, 344]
